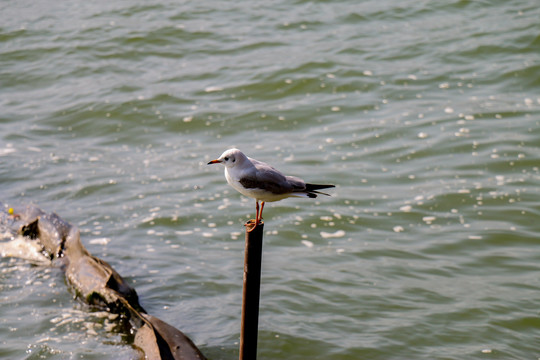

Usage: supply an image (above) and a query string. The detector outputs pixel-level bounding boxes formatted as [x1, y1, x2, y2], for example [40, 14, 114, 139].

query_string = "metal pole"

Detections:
[239, 220, 264, 360]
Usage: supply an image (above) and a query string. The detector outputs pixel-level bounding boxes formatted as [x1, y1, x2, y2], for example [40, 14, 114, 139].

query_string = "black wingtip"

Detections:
[305, 183, 335, 192]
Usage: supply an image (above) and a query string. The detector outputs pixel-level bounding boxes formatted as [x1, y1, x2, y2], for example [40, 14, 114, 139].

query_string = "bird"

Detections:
[207, 148, 335, 230]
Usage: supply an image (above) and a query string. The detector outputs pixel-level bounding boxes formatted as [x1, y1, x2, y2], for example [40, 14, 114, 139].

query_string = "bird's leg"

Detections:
[255, 200, 260, 223]
[258, 202, 265, 225]
[247, 201, 260, 232]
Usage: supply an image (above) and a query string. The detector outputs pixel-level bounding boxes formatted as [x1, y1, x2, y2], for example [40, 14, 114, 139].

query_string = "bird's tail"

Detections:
[305, 183, 335, 197]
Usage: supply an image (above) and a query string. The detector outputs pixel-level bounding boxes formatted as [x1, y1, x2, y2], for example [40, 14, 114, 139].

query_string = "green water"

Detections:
[1, 0, 539, 359]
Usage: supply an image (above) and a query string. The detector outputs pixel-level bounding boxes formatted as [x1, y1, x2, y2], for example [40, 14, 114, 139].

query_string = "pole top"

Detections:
[245, 219, 264, 233]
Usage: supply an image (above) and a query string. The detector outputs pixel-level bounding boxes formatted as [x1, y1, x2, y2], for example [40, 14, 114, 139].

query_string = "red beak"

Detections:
[207, 159, 221, 165]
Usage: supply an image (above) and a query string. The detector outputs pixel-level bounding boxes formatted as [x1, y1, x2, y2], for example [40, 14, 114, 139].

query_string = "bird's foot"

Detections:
[245, 219, 257, 232]
[245, 218, 263, 232]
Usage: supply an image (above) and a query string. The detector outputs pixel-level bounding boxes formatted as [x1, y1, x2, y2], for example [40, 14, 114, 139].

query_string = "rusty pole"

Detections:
[239, 220, 264, 360]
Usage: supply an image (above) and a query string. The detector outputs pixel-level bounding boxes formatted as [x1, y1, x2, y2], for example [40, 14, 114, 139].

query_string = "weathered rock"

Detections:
[135, 313, 207, 360]
[1, 202, 207, 360]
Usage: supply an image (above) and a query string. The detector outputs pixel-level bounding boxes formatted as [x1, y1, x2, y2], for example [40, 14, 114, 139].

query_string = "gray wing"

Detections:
[240, 159, 306, 195]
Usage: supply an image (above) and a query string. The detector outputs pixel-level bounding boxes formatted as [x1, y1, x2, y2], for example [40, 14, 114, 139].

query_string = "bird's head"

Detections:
[208, 148, 245, 168]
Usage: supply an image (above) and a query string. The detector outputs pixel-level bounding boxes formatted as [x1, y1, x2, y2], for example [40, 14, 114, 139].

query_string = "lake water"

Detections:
[1, 0, 539, 359]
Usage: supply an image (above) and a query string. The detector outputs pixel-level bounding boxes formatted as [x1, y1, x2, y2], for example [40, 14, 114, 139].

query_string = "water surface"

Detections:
[1, 0, 540, 359]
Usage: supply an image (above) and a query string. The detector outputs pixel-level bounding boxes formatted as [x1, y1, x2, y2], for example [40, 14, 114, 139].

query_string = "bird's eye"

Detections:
[224, 157, 229, 161]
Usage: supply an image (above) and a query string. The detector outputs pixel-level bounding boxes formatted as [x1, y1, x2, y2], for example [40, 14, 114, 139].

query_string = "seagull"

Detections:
[208, 148, 334, 229]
